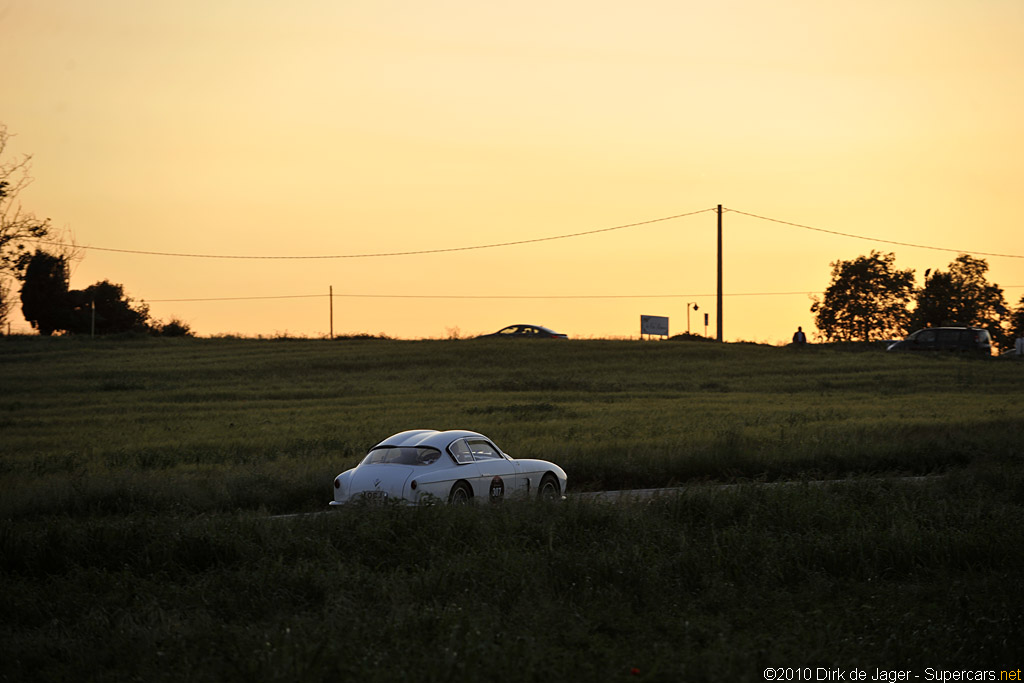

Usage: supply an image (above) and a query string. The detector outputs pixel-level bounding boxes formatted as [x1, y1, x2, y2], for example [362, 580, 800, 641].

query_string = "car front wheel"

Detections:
[538, 474, 560, 500]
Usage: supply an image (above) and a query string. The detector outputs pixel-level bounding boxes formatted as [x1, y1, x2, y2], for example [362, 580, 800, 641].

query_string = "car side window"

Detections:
[468, 439, 501, 461]
[448, 439, 474, 464]
[919, 330, 937, 343]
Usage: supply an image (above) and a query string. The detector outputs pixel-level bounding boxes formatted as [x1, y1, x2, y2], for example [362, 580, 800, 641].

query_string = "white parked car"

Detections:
[330, 429, 567, 505]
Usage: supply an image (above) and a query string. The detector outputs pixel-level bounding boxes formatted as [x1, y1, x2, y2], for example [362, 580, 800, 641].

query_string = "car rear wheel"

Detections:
[448, 481, 472, 505]
[538, 474, 560, 500]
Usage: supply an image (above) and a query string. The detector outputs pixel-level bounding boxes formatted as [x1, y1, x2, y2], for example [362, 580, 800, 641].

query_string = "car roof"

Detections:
[373, 429, 490, 450]
[916, 326, 987, 331]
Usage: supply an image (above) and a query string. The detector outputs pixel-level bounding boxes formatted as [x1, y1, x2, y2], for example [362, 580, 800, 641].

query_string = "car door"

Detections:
[916, 329, 937, 350]
[466, 438, 518, 502]
[937, 329, 960, 350]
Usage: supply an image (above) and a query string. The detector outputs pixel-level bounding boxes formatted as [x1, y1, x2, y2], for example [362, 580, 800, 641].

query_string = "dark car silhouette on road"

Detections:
[887, 327, 991, 355]
[478, 324, 568, 340]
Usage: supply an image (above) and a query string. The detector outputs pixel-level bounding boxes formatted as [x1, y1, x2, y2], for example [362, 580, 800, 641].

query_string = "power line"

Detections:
[150, 294, 327, 302]
[35, 208, 718, 260]
[29, 206, 1024, 261]
[726, 208, 1024, 259]
[148, 291, 826, 303]
[148, 284, 1023, 303]
[24, 203, 1024, 307]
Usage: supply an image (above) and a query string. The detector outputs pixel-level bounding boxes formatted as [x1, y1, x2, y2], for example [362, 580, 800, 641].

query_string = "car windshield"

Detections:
[361, 447, 441, 466]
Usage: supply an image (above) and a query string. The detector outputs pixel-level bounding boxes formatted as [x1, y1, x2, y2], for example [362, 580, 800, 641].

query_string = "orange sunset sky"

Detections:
[3, 0, 1023, 342]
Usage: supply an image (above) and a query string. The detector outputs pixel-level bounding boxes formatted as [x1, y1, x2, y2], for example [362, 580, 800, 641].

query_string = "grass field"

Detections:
[1, 336, 1022, 681]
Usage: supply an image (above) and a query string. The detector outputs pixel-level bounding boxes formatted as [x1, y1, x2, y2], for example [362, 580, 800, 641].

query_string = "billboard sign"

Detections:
[640, 315, 669, 337]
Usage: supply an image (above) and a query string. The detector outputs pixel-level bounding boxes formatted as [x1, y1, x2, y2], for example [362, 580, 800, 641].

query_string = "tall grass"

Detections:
[2, 337, 1022, 680]
[2, 336, 1021, 516]
[2, 468, 1021, 682]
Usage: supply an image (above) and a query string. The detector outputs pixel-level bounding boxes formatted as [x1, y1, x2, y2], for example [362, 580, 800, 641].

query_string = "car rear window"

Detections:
[362, 447, 441, 466]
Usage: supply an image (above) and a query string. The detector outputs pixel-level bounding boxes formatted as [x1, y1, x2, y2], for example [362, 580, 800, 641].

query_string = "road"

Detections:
[574, 475, 940, 502]
[271, 476, 941, 518]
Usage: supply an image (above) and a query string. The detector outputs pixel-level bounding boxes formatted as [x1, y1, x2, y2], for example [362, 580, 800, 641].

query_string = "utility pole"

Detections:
[90, 297, 96, 338]
[329, 285, 334, 339]
[716, 204, 723, 343]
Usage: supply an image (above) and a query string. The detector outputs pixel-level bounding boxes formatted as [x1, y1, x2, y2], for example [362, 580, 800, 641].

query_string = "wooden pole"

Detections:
[329, 285, 334, 339]
[716, 205, 723, 343]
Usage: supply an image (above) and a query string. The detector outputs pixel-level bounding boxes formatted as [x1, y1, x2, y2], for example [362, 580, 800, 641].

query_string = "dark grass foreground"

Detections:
[3, 337, 1023, 680]
[3, 466, 1022, 682]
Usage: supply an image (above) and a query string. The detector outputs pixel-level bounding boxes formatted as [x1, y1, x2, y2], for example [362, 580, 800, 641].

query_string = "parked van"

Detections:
[886, 327, 992, 355]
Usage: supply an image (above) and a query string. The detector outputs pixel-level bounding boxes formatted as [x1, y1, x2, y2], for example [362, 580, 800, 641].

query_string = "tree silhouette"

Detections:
[912, 254, 1008, 347]
[811, 251, 915, 342]
[19, 250, 69, 335]
[20, 250, 153, 335]
[0, 126, 51, 275]
[1008, 296, 1024, 343]
[153, 316, 193, 337]
[1, 125, 53, 324]
[0, 277, 12, 330]
[66, 281, 151, 335]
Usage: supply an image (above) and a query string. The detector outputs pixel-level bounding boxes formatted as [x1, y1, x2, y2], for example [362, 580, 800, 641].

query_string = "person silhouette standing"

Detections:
[792, 326, 807, 345]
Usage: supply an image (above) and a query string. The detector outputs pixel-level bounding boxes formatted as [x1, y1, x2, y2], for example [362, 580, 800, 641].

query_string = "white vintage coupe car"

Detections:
[330, 430, 567, 505]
